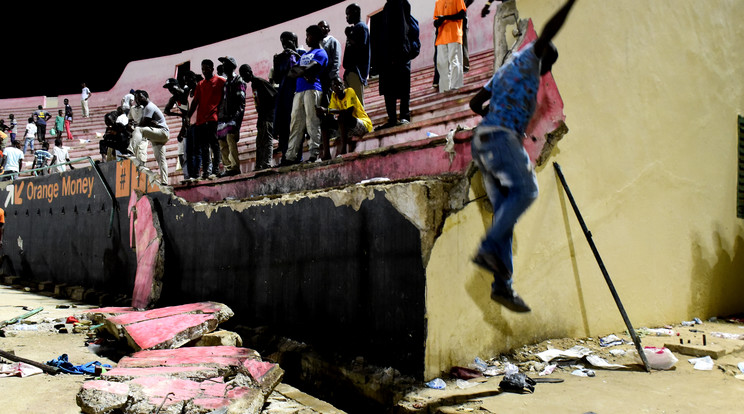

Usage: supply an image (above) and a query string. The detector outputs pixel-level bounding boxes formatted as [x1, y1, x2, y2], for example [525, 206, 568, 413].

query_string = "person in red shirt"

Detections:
[0, 207, 5, 248]
[188, 59, 225, 179]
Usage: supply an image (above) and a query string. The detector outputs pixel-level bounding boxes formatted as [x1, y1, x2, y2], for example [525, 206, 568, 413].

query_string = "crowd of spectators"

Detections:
[0, 0, 457, 186]
[0, 101, 74, 180]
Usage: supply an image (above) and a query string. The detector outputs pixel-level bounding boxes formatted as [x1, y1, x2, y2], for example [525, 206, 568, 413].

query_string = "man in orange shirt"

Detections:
[0, 206, 5, 248]
[434, 0, 467, 93]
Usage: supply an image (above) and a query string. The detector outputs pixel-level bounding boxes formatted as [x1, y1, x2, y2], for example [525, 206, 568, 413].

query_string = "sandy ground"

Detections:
[0, 285, 346, 414]
[2, 283, 744, 414]
[0, 285, 112, 414]
[398, 321, 744, 413]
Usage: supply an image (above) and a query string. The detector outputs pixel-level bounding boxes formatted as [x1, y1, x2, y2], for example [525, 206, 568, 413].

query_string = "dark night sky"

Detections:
[2, 1, 342, 99]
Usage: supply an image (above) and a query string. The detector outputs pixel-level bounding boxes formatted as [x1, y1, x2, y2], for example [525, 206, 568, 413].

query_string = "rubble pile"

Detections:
[76, 302, 284, 414]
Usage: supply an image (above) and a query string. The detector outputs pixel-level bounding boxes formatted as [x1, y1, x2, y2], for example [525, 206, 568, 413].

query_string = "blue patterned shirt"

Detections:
[481, 43, 540, 135]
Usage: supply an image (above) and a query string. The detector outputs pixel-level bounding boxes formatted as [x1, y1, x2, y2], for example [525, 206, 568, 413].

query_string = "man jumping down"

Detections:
[469, 0, 578, 313]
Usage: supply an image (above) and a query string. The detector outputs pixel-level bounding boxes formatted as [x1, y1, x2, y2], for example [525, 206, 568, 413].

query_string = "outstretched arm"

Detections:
[534, 0, 577, 57]
[469, 87, 492, 117]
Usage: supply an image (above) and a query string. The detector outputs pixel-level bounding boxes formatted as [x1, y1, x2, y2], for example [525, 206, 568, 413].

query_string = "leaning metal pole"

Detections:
[553, 162, 651, 372]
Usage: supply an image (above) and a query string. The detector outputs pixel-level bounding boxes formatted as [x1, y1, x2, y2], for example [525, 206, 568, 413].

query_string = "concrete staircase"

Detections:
[4, 50, 493, 186]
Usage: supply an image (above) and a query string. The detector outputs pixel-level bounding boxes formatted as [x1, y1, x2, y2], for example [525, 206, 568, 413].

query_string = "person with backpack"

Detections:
[372, 0, 419, 131]
[434, 0, 468, 93]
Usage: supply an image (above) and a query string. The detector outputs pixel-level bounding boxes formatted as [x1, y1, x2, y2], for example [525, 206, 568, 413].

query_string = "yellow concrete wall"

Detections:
[425, 0, 744, 379]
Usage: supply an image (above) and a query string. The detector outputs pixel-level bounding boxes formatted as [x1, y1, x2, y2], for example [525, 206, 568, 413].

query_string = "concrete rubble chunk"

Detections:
[102, 301, 233, 340]
[76, 380, 130, 414]
[191, 329, 243, 347]
[242, 358, 285, 396]
[123, 313, 218, 351]
[77, 346, 279, 414]
[101, 365, 222, 382]
[80, 306, 137, 325]
[128, 190, 165, 310]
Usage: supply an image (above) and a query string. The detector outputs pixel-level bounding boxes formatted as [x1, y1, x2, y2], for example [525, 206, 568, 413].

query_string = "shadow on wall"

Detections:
[462, 170, 517, 337]
[689, 228, 744, 319]
[554, 171, 592, 337]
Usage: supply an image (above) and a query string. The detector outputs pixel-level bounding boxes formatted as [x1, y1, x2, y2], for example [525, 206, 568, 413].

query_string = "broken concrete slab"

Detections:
[242, 358, 285, 396]
[103, 301, 233, 338]
[190, 329, 243, 347]
[77, 380, 130, 414]
[123, 312, 220, 351]
[80, 306, 137, 325]
[78, 346, 283, 414]
[117, 346, 261, 374]
[128, 190, 165, 310]
[79, 375, 266, 414]
[664, 342, 742, 359]
[101, 365, 222, 382]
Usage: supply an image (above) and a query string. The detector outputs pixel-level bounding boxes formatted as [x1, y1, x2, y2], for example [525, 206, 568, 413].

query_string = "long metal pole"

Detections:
[553, 162, 651, 372]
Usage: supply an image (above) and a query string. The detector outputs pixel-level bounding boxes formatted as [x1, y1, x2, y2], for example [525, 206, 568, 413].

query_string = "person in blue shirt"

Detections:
[33, 141, 53, 175]
[282, 25, 329, 165]
[468, 0, 577, 313]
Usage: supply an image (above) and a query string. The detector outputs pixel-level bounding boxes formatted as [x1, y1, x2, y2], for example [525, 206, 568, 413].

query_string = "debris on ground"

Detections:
[396, 315, 744, 413]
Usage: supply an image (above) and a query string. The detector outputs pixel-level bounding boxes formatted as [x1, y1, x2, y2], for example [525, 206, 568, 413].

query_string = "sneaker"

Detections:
[490, 283, 531, 313]
[279, 159, 298, 167]
[374, 121, 397, 131]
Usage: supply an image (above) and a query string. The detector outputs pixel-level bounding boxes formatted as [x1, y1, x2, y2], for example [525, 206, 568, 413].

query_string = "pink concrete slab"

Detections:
[102, 366, 221, 381]
[123, 313, 218, 351]
[81, 306, 136, 314]
[129, 346, 258, 360]
[107, 302, 231, 328]
[190, 398, 231, 411]
[519, 20, 568, 165]
[80, 379, 130, 394]
[131, 376, 204, 400]
[242, 358, 284, 395]
[76, 380, 130, 414]
[243, 359, 276, 381]
[117, 355, 246, 369]
[128, 191, 164, 310]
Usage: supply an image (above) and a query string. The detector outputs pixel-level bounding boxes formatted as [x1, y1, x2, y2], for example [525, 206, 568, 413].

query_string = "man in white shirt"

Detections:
[3, 140, 24, 180]
[51, 138, 73, 173]
[121, 89, 135, 115]
[318, 20, 342, 104]
[81, 83, 92, 118]
[129, 90, 170, 184]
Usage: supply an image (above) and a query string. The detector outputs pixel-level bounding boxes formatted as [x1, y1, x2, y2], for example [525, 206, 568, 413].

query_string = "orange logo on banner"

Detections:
[13, 182, 24, 205]
[115, 159, 161, 198]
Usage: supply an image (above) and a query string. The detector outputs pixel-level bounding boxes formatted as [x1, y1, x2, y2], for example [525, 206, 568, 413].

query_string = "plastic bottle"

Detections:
[645, 328, 675, 336]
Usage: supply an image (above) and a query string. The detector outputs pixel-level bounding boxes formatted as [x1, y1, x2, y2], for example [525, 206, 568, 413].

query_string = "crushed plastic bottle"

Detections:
[10, 324, 38, 331]
[470, 357, 488, 372]
[644, 328, 676, 336]
[425, 378, 446, 389]
[456, 379, 479, 389]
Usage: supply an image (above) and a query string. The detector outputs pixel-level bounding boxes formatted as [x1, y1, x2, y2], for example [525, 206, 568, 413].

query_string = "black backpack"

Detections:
[404, 13, 421, 60]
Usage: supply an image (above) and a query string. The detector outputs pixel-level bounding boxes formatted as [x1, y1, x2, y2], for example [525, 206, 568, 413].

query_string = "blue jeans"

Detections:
[471, 126, 538, 278]
[185, 125, 201, 179]
[195, 121, 220, 176]
[23, 137, 34, 154]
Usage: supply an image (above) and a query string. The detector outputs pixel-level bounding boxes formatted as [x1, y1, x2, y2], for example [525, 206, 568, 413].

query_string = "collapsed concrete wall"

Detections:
[0, 159, 471, 377]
